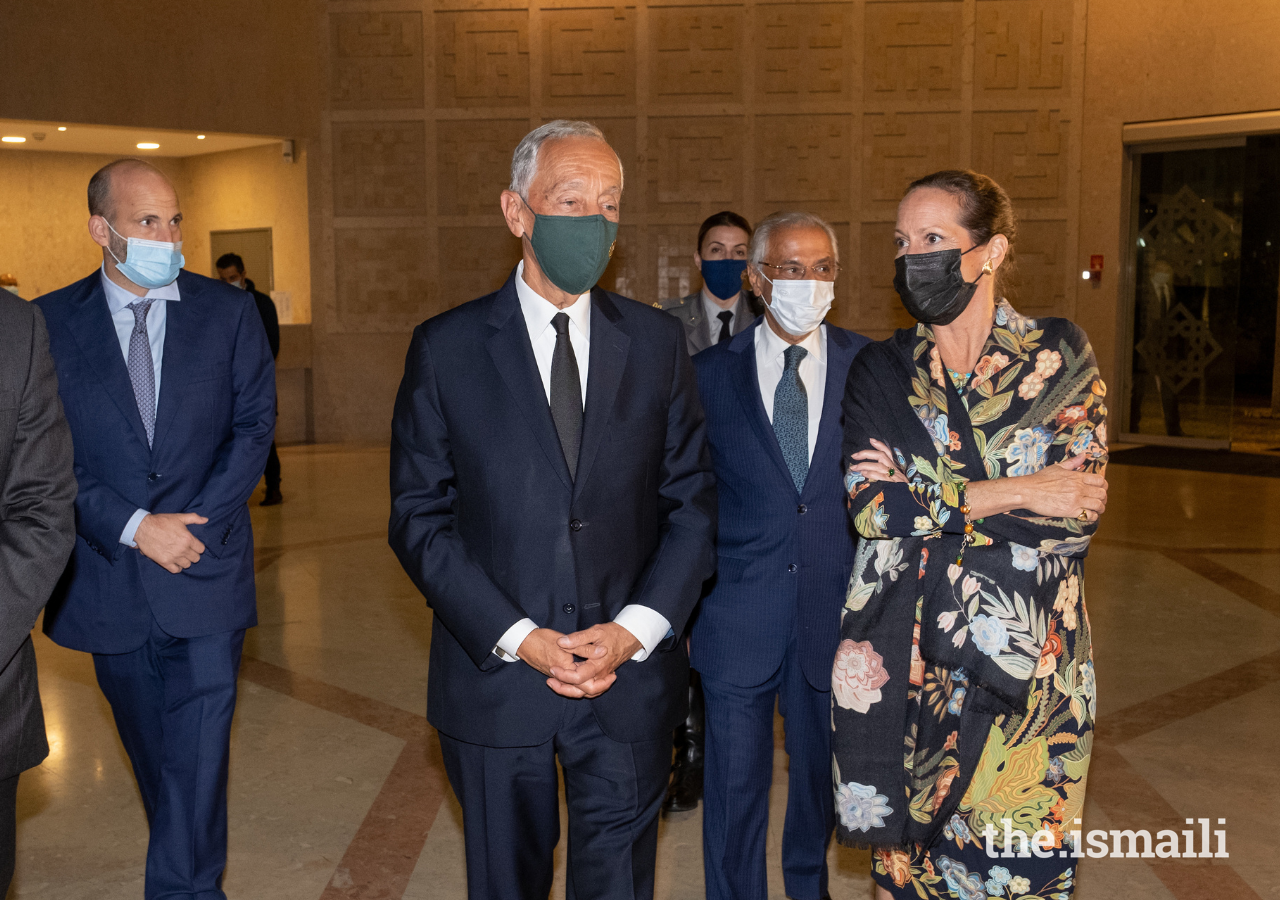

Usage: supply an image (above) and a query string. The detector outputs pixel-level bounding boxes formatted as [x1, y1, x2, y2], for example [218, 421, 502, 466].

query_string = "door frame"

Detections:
[1117, 110, 1280, 449]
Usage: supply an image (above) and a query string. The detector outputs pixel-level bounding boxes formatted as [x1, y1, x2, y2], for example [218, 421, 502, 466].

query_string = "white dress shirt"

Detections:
[701, 289, 738, 339]
[494, 262, 672, 664]
[101, 265, 181, 547]
[756, 321, 827, 464]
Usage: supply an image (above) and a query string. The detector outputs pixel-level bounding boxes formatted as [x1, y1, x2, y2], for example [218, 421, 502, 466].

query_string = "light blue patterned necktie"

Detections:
[127, 299, 157, 447]
[773, 344, 809, 493]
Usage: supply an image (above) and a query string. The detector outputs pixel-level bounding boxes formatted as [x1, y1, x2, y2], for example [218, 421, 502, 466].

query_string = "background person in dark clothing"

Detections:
[216, 253, 282, 505]
[0, 293, 77, 895]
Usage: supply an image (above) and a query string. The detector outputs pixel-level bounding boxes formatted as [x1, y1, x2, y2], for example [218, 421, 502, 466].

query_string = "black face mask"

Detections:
[893, 246, 987, 326]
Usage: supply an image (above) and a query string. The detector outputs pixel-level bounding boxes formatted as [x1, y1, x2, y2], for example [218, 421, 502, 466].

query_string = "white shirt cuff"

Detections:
[494, 617, 538, 662]
[120, 509, 150, 548]
[613, 605, 673, 662]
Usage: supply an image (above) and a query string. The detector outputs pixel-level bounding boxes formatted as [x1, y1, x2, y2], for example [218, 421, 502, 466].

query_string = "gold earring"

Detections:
[981, 261, 994, 276]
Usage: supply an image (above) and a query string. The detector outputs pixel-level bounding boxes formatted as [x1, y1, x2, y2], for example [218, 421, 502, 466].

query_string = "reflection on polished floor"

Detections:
[9, 445, 1280, 900]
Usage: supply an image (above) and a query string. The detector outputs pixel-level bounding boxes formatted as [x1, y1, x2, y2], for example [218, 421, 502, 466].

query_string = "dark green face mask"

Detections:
[524, 202, 619, 296]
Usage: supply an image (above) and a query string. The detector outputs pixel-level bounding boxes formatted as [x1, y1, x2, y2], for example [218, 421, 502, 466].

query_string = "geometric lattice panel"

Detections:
[975, 0, 1071, 103]
[864, 2, 964, 109]
[755, 114, 852, 206]
[645, 117, 746, 215]
[1008, 218, 1068, 317]
[436, 10, 530, 108]
[858, 221, 917, 336]
[649, 7, 744, 103]
[972, 110, 1068, 204]
[862, 112, 966, 218]
[755, 3, 854, 100]
[436, 226, 524, 311]
[437, 119, 530, 216]
[544, 8, 636, 102]
[332, 122, 428, 217]
[334, 227, 433, 328]
[655, 223, 700, 302]
[330, 12, 425, 110]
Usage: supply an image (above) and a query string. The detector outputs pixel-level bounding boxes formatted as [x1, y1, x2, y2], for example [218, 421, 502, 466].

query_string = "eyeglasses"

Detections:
[759, 261, 840, 282]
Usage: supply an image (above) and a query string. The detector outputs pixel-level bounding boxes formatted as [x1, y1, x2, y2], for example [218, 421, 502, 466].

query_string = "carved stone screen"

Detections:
[318, 0, 1086, 339]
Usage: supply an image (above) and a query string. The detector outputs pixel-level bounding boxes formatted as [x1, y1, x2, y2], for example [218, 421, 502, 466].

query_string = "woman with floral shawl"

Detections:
[832, 171, 1108, 900]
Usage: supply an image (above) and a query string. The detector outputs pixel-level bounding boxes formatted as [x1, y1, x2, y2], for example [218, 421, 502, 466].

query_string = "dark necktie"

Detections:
[717, 310, 733, 344]
[127, 299, 157, 447]
[773, 344, 809, 493]
[550, 312, 583, 479]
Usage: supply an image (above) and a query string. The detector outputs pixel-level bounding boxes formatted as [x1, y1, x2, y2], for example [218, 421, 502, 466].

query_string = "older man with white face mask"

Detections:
[689, 212, 871, 900]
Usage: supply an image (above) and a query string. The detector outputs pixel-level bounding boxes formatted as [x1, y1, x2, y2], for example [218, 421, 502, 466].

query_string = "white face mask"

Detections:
[761, 275, 834, 337]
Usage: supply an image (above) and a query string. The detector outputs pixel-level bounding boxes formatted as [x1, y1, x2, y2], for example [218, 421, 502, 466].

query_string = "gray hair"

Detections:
[509, 120, 624, 198]
[748, 211, 839, 267]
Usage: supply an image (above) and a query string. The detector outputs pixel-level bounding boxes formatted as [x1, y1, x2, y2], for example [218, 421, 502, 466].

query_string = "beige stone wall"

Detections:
[1076, 0, 1280, 416]
[184, 143, 313, 322]
[310, 0, 1090, 441]
[5, 1, 1280, 441]
[0, 151, 187, 298]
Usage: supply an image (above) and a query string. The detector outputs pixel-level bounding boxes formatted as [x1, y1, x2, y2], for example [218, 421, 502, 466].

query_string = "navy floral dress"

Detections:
[831, 302, 1106, 900]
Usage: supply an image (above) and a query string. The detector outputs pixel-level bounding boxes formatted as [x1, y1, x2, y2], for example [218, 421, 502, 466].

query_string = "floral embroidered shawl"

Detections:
[831, 301, 1107, 850]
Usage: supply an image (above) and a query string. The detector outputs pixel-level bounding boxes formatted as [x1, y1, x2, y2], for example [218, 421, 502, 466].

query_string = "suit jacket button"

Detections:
[569, 519, 583, 532]
[797, 504, 807, 514]
[148, 472, 159, 482]
[788, 563, 798, 573]
[563, 603, 575, 614]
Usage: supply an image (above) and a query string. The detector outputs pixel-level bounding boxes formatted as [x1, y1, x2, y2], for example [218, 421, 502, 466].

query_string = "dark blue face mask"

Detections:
[700, 258, 747, 301]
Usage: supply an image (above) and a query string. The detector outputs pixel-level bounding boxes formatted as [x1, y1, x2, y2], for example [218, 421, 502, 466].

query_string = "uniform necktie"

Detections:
[773, 344, 809, 493]
[127, 299, 157, 447]
[717, 310, 733, 344]
[550, 312, 583, 479]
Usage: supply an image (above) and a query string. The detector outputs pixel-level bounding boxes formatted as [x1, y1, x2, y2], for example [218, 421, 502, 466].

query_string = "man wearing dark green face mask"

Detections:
[389, 121, 717, 900]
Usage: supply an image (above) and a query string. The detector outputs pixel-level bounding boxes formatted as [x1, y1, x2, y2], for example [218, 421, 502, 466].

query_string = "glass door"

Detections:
[1126, 144, 1244, 445]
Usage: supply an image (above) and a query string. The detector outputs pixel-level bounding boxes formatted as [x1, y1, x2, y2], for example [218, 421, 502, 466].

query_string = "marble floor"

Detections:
[9, 444, 1279, 900]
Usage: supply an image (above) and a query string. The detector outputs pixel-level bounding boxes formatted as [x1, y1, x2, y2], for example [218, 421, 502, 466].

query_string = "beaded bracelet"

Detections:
[955, 495, 984, 566]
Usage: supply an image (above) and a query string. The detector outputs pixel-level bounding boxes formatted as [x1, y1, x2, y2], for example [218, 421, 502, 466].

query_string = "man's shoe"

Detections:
[662, 755, 703, 813]
[662, 671, 705, 813]
[261, 488, 284, 506]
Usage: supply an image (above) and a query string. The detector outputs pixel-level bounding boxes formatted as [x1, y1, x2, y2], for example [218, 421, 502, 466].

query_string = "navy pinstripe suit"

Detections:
[690, 318, 869, 900]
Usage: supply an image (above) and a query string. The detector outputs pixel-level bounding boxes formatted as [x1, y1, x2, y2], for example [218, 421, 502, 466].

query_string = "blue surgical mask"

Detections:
[700, 259, 747, 301]
[105, 219, 184, 289]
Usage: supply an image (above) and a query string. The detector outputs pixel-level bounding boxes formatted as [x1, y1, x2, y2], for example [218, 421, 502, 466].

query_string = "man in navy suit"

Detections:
[389, 120, 716, 899]
[36, 160, 276, 900]
[690, 211, 870, 900]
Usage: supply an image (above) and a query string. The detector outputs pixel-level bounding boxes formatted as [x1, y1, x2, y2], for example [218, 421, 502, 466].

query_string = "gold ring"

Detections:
[1077, 509, 1089, 522]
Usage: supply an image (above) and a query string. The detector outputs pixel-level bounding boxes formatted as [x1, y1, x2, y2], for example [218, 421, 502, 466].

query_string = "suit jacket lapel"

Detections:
[485, 273, 573, 491]
[151, 276, 201, 452]
[806, 326, 855, 498]
[65, 278, 151, 449]
[573, 289, 630, 497]
[728, 323, 795, 492]
[688, 296, 711, 354]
